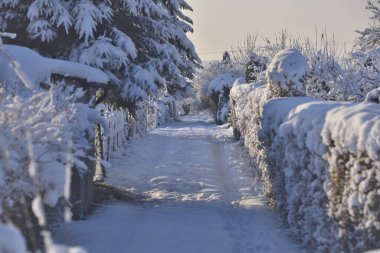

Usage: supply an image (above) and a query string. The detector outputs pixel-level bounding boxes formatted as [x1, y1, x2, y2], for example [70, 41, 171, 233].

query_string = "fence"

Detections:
[97, 104, 129, 162]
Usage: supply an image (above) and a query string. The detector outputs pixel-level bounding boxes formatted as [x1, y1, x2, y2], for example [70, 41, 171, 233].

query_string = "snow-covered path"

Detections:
[59, 115, 303, 253]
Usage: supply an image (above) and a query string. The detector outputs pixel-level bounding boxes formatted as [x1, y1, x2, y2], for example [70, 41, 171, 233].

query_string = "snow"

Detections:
[32, 195, 47, 227]
[113, 28, 138, 60]
[26, 0, 72, 42]
[262, 97, 345, 251]
[0, 44, 109, 89]
[322, 102, 380, 160]
[229, 81, 261, 141]
[0, 86, 108, 253]
[0, 223, 27, 253]
[266, 48, 309, 97]
[206, 74, 237, 96]
[58, 115, 302, 253]
[365, 87, 380, 103]
[321, 102, 380, 250]
[73, 1, 112, 44]
[95, 103, 129, 164]
[230, 76, 380, 251]
[230, 80, 255, 101]
[261, 97, 318, 139]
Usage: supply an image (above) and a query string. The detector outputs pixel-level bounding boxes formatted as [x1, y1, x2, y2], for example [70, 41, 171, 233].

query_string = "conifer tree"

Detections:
[0, 0, 201, 108]
[222, 51, 232, 65]
[245, 53, 266, 83]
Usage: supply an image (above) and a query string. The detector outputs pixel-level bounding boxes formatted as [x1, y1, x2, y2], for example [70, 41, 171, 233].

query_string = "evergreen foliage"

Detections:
[245, 53, 266, 83]
[0, 0, 201, 109]
[222, 51, 232, 65]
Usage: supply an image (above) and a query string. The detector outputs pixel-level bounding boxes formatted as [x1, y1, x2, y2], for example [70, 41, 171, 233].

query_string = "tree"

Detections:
[351, 0, 380, 99]
[245, 52, 266, 83]
[0, 0, 201, 110]
[356, 0, 380, 51]
[222, 51, 232, 65]
[232, 33, 259, 66]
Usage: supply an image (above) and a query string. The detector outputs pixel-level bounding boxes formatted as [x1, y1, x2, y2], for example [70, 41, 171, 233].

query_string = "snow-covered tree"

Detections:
[245, 52, 267, 83]
[356, 0, 380, 51]
[0, 0, 201, 111]
[349, 1, 380, 100]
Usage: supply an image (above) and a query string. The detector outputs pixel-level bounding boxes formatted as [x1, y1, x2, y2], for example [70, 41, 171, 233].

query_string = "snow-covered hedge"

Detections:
[204, 73, 240, 124]
[261, 97, 341, 251]
[230, 49, 380, 252]
[322, 103, 380, 251]
[192, 60, 243, 124]
[0, 87, 103, 251]
[231, 81, 380, 251]
[266, 48, 308, 98]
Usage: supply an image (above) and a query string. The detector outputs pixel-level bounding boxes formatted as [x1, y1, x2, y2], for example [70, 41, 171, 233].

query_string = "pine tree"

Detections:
[245, 53, 266, 83]
[222, 51, 232, 65]
[128, 0, 201, 99]
[0, 0, 201, 108]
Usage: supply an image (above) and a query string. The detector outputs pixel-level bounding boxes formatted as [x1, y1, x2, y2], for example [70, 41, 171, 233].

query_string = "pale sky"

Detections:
[185, 0, 371, 61]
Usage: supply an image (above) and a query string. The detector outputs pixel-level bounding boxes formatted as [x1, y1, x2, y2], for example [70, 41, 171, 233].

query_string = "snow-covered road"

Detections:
[59, 115, 303, 253]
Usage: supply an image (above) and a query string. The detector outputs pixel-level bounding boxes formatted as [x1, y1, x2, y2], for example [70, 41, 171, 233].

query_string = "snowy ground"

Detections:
[57, 115, 303, 253]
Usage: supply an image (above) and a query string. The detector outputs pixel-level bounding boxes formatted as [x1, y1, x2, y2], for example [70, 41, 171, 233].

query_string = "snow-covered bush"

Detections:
[176, 97, 194, 116]
[349, 0, 380, 101]
[192, 59, 243, 124]
[193, 60, 242, 107]
[228, 6, 380, 250]
[230, 46, 380, 251]
[231, 34, 268, 84]
[366, 87, 380, 103]
[322, 103, 380, 252]
[231, 79, 380, 251]
[304, 42, 361, 101]
[160, 96, 180, 121]
[127, 99, 161, 137]
[0, 87, 104, 207]
[266, 48, 309, 98]
[245, 52, 268, 83]
[261, 97, 343, 251]
[206, 74, 236, 124]
[259, 30, 363, 102]
[228, 27, 380, 104]
[229, 79, 264, 141]
[0, 223, 27, 253]
[349, 48, 380, 99]
[0, 86, 105, 251]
